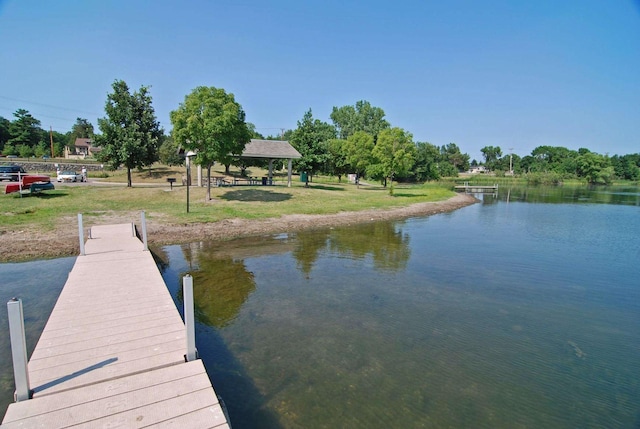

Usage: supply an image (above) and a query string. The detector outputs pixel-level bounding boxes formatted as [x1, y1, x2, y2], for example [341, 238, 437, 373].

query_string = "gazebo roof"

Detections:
[242, 139, 301, 159]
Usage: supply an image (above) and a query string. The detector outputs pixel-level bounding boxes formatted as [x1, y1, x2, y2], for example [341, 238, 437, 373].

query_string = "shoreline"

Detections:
[1, 193, 477, 263]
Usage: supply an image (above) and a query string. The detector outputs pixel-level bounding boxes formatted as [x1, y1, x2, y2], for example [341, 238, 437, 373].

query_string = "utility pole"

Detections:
[49, 126, 54, 157]
[508, 147, 514, 174]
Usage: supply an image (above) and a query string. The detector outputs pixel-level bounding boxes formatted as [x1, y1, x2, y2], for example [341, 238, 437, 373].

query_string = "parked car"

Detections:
[57, 170, 84, 182]
[0, 165, 27, 181]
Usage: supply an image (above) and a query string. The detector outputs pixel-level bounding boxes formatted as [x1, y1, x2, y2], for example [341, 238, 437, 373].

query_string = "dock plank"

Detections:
[1, 222, 228, 428]
[2, 361, 227, 429]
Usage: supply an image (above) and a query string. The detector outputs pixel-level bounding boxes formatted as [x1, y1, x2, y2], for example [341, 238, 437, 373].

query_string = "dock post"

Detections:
[7, 298, 31, 401]
[77, 214, 85, 256]
[141, 211, 148, 251]
[183, 275, 197, 361]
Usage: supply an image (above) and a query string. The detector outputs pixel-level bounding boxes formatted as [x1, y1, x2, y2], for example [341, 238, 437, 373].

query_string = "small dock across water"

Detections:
[454, 183, 499, 193]
[2, 221, 229, 428]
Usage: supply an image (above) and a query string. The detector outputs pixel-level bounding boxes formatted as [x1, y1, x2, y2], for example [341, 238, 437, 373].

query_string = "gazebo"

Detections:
[241, 139, 301, 187]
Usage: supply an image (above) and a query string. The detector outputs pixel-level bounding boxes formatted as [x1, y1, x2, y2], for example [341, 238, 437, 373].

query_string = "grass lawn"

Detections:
[1, 164, 456, 232]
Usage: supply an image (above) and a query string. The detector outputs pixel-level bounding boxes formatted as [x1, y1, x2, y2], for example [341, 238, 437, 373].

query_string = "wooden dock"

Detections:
[454, 183, 498, 193]
[1, 223, 230, 428]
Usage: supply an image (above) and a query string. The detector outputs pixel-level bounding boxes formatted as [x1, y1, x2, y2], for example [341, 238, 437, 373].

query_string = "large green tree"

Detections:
[170, 86, 251, 200]
[371, 127, 416, 195]
[480, 145, 502, 171]
[576, 150, 614, 184]
[95, 80, 163, 187]
[440, 143, 470, 174]
[8, 109, 41, 148]
[326, 138, 349, 181]
[330, 100, 389, 140]
[413, 141, 441, 181]
[289, 109, 336, 186]
[343, 130, 375, 187]
[530, 145, 577, 174]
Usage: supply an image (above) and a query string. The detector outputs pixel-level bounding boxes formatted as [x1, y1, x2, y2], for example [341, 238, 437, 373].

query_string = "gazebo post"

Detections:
[287, 159, 293, 187]
[268, 159, 274, 184]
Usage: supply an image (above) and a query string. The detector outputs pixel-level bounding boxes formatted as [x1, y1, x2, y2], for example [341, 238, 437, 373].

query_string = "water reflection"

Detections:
[327, 222, 411, 271]
[178, 221, 412, 327]
[291, 232, 327, 277]
[181, 242, 257, 328]
[293, 222, 411, 275]
[495, 185, 640, 205]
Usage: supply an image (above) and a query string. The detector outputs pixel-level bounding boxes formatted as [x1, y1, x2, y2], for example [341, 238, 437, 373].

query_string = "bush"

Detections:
[525, 172, 563, 186]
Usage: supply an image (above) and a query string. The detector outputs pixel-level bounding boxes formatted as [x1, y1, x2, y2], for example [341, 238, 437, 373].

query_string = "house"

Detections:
[65, 138, 102, 159]
[468, 165, 488, 174]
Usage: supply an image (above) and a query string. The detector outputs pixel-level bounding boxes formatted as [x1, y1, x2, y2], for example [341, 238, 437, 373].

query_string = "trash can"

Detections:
[300, 172, 308, 182]
[262, 176, 267, 186]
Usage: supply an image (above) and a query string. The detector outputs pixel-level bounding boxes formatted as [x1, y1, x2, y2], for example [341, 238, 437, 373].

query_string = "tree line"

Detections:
[478, 145, 640, 184]
[0, 110, 95, 158]
[2, 80, 638, 188]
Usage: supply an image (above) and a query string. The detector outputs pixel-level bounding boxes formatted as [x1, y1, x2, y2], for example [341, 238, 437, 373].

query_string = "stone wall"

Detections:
[4, 161, 109, 173]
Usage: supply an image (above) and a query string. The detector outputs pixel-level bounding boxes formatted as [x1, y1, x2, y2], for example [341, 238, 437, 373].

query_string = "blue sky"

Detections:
[0, 0, 638, 161]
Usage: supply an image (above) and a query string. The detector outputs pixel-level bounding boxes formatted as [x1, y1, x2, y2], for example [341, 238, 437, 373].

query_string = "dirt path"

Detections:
[1, 193, 477, 262]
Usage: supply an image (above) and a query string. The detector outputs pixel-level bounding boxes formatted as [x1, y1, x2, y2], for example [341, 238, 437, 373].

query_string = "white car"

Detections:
[57, 170, 84, 182]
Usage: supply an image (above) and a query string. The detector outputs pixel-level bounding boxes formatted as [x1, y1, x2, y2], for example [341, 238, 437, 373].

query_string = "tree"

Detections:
[17, 144, 33, 158]
[343, 131, 375, 187]
[413, 142, 441, 181]
[289, 109, 336, 186]
[371, 127, 416, 195]
[68, 117, 94, 146]
[50, 130, 67, 157]
[33, 141, 49, 158]
[158, 135, 184, 166]
[95, 80, 163, 187]
[247, 123, 264, 139]
[576, 151, 614, 184]
[0, 116, 10, 152]
[326, 138, 349, 181]
[480, 145, 502, 171]
[8, 109, 41, 148]
[330, 100, 389, 140]
[170, 86, 252, 200]
[530, 145, 578, 175]
[2, 141, 16, 156]
[611, 153, 640, 181]
[496, 153, 521, 174]
[440, 143, 469, 174]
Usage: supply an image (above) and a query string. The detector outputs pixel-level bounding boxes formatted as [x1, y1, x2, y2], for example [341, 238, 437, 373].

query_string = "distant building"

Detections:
[468, 165, 488, 174]
[65, 138, 102, 159]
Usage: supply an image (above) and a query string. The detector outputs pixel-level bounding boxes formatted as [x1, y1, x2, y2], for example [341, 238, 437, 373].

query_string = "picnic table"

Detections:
[212, 176, 231, 186]
[233, 177, 260, 185]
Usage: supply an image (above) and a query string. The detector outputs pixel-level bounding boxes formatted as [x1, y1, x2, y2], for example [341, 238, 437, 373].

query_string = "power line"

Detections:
[0, 95, 101, 117]
[0, 107, 76, 124]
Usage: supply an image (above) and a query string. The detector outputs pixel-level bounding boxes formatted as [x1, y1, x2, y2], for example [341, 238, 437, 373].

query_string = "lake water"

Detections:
[1, 186, 639, 428]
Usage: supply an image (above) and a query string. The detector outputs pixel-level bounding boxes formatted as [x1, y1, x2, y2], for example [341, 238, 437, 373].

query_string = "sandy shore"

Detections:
[1, 193, 477, 262]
